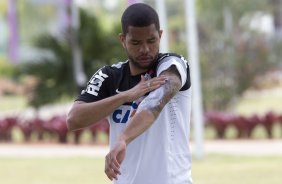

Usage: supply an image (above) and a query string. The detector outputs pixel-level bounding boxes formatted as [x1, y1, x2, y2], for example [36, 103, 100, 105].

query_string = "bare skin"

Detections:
[105, 66, 182, 181]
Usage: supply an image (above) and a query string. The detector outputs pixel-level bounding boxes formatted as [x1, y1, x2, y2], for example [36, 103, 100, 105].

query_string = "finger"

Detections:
[107, 152, 121, 175]
[147, 82, 165, 92]
[105, 169, 118, 181]
[155, 75, 168, 82]
[148, 79, 165, 88]
[105, 154, 117, 180]
[110, 169, 119, 180]
[110, 159, 121, 175]
[149, 76, 167, 84]
[105, 166, 118, 181]
[105, 169, 113, 181]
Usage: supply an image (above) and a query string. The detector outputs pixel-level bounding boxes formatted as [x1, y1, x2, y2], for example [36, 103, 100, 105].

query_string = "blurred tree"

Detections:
[140, 0, 280, 110]
[0, 59, 17, 78]
[271, 0, 282, 38]
[17, 0, 282, 111]
[17, 0, 58, 44]
[20, 9, 125, 108]
[197, 0, 280, 110]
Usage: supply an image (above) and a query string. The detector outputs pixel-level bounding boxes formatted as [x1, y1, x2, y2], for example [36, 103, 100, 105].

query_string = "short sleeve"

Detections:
[76, 66, 111, 102]
[156, 56, 188, 87]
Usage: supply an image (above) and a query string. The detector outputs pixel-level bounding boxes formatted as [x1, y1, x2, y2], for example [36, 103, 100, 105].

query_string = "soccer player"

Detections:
[67, 3, 192, 184]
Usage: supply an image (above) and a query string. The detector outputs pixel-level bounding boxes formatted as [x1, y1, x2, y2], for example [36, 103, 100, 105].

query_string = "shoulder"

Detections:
[110, 60, 128, 69]
[91, 60, 128, 78]
[158, 53, 188, 62]
[157, 53, 191, 90]
[157, 53, 188, 68]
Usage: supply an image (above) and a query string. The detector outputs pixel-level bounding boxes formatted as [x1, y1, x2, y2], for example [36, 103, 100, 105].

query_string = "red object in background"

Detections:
[89, 119, 109, 143]
[245, 115, 261, 138]
[206, 112, 261, 139]
[232, 115, 260, 138]
[1, 111, 279, 142]
[232, 115, 247, 138]
[73, 129, 84, 144]
[49, 115, 69, 143]
[205, 111, 231, 139]
[32, 117, 46, 141]
[260, 111, 277, 139]
[17, 120, 34, 142]
[0, 117, 17, 141]
[278, 115, 282, 137]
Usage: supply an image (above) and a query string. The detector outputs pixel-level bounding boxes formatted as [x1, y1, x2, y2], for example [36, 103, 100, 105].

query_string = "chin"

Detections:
[141, 63, 154, 70]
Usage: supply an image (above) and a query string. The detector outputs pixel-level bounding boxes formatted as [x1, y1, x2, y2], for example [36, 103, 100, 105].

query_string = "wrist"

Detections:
[118, 133, 130, 146]
[117, 91, 129, 103]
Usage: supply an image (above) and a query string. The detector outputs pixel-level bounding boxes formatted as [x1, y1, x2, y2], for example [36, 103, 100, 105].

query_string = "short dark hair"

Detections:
[121, 3, 160, 34]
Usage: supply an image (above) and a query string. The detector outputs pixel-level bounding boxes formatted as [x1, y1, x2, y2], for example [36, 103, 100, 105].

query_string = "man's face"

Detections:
[120, 24, 162, 74]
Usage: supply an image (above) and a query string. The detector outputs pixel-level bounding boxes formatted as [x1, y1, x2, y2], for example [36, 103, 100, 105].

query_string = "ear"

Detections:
[119, 33, 126, 48]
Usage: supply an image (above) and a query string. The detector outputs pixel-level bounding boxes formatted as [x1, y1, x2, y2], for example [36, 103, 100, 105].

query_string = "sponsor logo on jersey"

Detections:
[86, 70, 108, 96]
[112, 108, 131, 123]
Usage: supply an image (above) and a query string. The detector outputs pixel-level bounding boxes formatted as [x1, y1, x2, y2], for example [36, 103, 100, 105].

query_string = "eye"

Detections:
[148, 38, 156, 44]
[130, 41, 140, 45]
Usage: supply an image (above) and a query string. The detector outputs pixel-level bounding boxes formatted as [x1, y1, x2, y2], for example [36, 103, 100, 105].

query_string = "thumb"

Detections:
[140, 75, 146, 82]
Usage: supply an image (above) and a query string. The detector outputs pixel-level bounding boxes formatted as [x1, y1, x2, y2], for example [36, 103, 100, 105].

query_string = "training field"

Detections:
[1, 155, 282, 184]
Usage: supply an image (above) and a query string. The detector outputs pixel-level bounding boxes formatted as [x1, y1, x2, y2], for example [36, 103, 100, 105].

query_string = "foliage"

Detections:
[197, 0, 281, 110]
[11, 0, 282, 110]
[19, 8, 125, 108]
[20, 34, 73, 108]
[17, 0, 58, 44]
[145, 0, 281, 110]
[0, 59, 18, 78]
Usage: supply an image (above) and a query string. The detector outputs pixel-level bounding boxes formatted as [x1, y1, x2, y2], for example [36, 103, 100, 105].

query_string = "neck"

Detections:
[129, 62, 147, 76]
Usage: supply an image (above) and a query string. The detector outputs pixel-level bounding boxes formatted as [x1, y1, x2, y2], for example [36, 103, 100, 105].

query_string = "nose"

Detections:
[139, 43, 149, 54]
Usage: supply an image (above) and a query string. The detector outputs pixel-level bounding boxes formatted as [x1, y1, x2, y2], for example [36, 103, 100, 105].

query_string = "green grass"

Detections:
[0, 157, 109, 184]
[0, 155, 281, 184]
[192, 155, 282, 184]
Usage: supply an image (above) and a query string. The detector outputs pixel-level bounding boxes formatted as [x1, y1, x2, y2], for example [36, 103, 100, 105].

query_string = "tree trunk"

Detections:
[271, 0, 282, 39]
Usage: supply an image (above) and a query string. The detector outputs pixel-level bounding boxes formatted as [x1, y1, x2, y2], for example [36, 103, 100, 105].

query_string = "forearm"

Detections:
[120, 110, 156, 145]
[119, 66, 182, 145]
[67, 93, 127, 131]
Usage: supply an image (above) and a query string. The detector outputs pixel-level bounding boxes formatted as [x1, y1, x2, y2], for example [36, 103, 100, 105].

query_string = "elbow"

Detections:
[66, 112, 80, 131]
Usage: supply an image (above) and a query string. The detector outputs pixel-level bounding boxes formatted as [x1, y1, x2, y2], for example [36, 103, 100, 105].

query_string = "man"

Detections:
[67, 3, 192, 184]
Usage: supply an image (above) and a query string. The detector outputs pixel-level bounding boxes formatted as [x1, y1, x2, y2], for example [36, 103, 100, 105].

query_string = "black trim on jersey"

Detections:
[76, 53, 191, 104]
[157, 53, 191, 91]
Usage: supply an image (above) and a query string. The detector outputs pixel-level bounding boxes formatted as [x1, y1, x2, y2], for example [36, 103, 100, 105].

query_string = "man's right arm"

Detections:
[67, 93, 128, 131]
[67, 75, 167, 131]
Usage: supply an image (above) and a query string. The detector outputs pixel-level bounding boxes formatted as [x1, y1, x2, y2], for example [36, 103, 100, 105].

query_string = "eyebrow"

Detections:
[130, 36, 156, 42]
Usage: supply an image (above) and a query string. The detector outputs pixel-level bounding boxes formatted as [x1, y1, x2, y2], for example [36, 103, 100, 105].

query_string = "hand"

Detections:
[105, 139, 126, 181]
[123, 75, 167, 102]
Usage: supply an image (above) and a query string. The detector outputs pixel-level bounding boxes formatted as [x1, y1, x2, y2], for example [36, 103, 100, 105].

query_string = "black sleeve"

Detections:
[76, 66, 112, 103]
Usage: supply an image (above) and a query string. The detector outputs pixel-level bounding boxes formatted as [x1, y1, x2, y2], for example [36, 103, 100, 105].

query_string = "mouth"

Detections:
[137, 56, 153, 64]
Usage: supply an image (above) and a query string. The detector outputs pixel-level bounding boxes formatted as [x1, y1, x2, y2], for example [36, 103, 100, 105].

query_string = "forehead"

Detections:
[126, 24, 159, 39]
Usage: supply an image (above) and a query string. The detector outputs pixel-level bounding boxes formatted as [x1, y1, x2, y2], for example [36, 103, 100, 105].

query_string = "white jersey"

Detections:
[77, 53, 193, 184]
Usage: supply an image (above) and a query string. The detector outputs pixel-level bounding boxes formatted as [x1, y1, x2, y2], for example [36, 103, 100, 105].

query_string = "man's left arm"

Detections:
[105, 65, 182, 181]
[120, 65, 182, 144]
